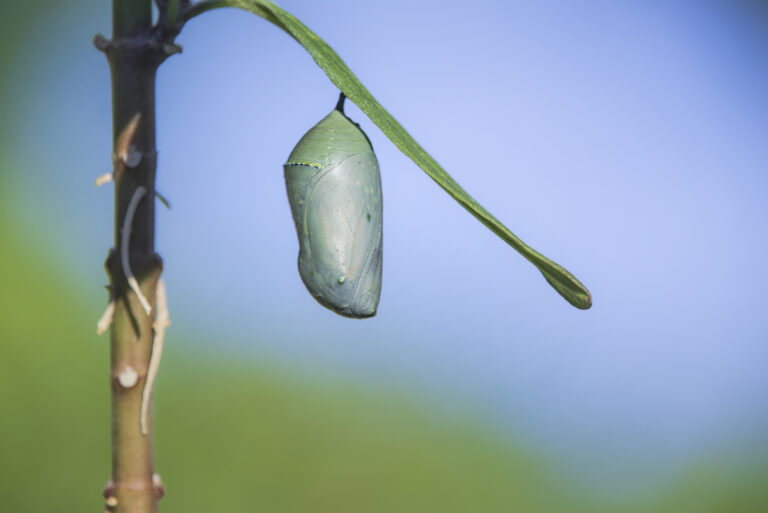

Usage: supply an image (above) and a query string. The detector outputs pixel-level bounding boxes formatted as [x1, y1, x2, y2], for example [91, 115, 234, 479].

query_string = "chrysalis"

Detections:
[284, 93, 383, 318]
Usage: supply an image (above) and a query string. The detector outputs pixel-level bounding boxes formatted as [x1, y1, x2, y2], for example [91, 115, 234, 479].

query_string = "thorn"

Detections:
[155, 190, 172, 210]
[153, 280, 171, 331]
[93, 33, 111, 52]
[102, 479, 115, 497]
[121, 187, 152, 316]
[95, 172, 114, 187]
[163, 43, 183, 55]
[141, 280, 170, 436]
[97, 300, 116, 335]
[114, 113, 142, 170]
[127, 276, 152, 316]
[105, 496, 118, 508]
[153, 473, 166, 499]
[117, 365, 139, 388]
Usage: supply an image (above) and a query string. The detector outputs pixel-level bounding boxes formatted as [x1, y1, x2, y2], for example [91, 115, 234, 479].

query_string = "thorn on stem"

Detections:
[114, 114, 142, 170]
[121, 187, 152, 316]
[153, 473, 166, 499]
[95, 172, 114, 187]
[95, 174, 169, 211]
[163, 43, 183, 55]
[105, 496, 118, 508]
[141, 280, 170, 436]
[102, 479, 115, 497]
[93, 33, 111, 52]
[155, 190, 172, 209]
[97, 300, 116, 335]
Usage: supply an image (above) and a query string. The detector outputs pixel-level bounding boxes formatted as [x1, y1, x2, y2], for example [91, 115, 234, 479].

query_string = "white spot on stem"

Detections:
[121, 187, 152, 316]
[117, 365, 139, 388]
[122, 146, 143, 168]
[105, 496, 118, 508]
[140, 280, 170, 436]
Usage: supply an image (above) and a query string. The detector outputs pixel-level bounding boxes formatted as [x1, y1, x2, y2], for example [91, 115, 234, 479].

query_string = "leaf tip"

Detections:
[542, 271, 592, 310]
[576, 291, 592, 310]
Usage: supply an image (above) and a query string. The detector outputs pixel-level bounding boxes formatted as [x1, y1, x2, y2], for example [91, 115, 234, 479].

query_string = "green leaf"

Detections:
[183, 0, 592, 310]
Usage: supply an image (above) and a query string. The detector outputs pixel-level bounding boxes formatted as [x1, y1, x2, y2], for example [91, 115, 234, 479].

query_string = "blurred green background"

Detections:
[2, 1, 768, 512]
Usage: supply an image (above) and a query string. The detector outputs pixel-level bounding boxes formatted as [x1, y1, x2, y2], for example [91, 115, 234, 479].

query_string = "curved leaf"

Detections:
[184, 0, 592, 309]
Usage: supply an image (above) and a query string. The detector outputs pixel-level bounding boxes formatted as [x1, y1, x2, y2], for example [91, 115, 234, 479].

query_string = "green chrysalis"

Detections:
[284, 93, 383, 318]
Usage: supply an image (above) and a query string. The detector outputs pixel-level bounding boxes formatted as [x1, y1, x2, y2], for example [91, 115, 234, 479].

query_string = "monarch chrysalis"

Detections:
[284, 93, 383, 318]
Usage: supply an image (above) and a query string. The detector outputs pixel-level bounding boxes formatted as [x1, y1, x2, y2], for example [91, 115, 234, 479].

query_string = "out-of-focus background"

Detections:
[1, 0, 767, 511]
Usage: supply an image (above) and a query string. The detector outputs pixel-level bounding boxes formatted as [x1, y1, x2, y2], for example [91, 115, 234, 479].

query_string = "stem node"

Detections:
[93, 33, 112, 52]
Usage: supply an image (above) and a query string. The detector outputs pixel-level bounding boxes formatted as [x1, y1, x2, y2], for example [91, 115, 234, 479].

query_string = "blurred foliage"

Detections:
[0, 188, 591, 512]
[1, 170, 767, 512]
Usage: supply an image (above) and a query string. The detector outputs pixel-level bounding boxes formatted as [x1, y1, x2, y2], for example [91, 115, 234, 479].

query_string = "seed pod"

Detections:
[284, 94, 383, 318]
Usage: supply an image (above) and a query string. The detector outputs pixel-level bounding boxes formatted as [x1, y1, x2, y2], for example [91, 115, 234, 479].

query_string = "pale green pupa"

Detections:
[284, 93, 383, 318]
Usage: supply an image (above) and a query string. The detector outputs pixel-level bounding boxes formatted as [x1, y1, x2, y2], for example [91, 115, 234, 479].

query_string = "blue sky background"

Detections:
[4, 0, 768, 497]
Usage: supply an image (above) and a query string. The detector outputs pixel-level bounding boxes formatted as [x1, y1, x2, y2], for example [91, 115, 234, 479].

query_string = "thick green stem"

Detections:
[99, 1, 173, 511]
[113, 0, 152, 38]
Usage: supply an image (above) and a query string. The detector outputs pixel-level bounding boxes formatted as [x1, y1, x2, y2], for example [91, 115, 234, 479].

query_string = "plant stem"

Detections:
[97, 1, 176, 511]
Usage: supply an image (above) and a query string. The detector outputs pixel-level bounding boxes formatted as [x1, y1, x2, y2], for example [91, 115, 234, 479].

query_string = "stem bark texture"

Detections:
[98, 1, 178, 511]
